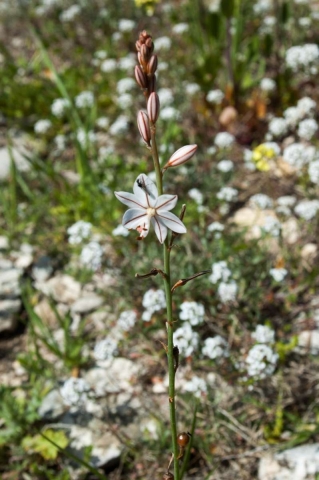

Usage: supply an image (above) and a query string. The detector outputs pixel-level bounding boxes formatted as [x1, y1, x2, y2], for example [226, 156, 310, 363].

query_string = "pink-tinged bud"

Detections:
[148, 74, 156, 94]
[140, 44, 151, 66]
[147, 54, 158, 75]
[135, 40, 141, 52]
[164, 145, 198, 169]
[147, 92, 160, 124]
[135, 65, 148, 89]
[137, 111, 151, 145]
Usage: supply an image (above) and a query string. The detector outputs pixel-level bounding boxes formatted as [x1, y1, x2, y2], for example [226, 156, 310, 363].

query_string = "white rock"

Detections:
[32, 256, 53, 282]
[38, 389, 65, 419]
[0, 236, 9, 249]
[298, 330, 319, 354]
[14, 252, 33, 269]
[281, 218, 300, 244]
[0, 268, 22, 297]
[259, 443, 319, 480]
[85, 358, 140, 394]
[71, 294, 104, 313]
[37, 274, 81, 304]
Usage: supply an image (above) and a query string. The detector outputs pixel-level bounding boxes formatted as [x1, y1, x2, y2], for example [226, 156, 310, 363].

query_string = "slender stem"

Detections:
[150, 127, 180, 479]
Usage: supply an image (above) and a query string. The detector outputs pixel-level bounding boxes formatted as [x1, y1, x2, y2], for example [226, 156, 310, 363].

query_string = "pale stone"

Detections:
[32, 256, 53, 282]
[298, 330, 319, 354]
[0, 236, 9, 249]
[14, 252, 33, 269]
[71, 294, 104, 313]
[281, 218, 300, 244]
[37, 274, 81, 304]
[85, 358, 141, 395]
[301, 243, 317, 267]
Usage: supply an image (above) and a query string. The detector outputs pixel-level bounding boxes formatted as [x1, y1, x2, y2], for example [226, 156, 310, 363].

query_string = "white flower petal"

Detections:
[114, 191, 147, 209]
[151, 217, 168, 243]
[155, 194, 178, 211]
[133, 174, 158, 200]
[122, 208, 148, 229]
[157, 211, 186, 233]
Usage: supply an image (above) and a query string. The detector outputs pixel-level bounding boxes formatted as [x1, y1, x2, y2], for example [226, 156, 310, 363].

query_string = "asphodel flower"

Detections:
[114, 174, 186, 243]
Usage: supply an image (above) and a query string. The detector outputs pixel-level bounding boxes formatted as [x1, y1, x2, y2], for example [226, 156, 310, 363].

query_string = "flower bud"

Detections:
[137, 111, 151, 145]
[135, 65, 148, 89]
[147, 92, 160, 124]
[148, 74, 156, 94]
[164, 145, 198, 169]
[147, 54, 158, 75]
[140, 44, 151, 66]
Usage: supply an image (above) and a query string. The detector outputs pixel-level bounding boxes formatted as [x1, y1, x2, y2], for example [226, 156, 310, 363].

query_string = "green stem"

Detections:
[150, 127, 180, 480]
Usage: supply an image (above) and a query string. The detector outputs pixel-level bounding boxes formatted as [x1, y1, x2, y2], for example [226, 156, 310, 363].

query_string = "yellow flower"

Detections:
[252, 144, 277, 172]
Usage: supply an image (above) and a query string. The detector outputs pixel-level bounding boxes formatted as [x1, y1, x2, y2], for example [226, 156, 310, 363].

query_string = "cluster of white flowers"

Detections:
[67, 220, 92, 244]
[60, 377, 90, 406]
[109, 115, 129, 135]
[101, 58, 117, 73]
[261, 216, 281, 237]
[217, 160, 234, 172]
[252, 325, 275, 344]
[268, 117, 287, 138]
[155, 36, 172, 50]
[76, 129, 96, 148]
[117, 78, 136, 95]
[160, 107, 179, 121]
[249, 193, 273, 210]
[55, 134, 66, 151]
[96, 117, 109, 129]
[94, 337, 118, 361]
[218, 282, 238, 303]
[118, 19, 135, 32]
[276, 195, 296, 215]
[60, 4, 81, 22]
[182, 375, 207, 397]
[209, 261, 231, 284]
[173, 322, 199, 357]
[308, 159, 319, 184]
[116, 93, 133, 110]
[283, 143, 315, 169]
[75, 91, 94, 109]
[216, 186, 238, 202]
[207, 89, 224, 104]
[270, 267, 288, 282]
[188, 188, 204, 205]
[80, 241, 103, 271]
[172, 22, 189, 34]
[51, 98, 70, 117]
[260, 77, 276, 92]
[179, 301, 205, 326]
[294, 199, 319, 220]
[112, 224, 129, 237]
[142, 289, 166, 321]
[260, 16, 276, 35]
[214, 132, 235, 149]
[297, 118, 318, 140]
[202, 335, 229, 360]
[117, 310, 137, 331]
[207, 221, 224, 238]
[253, 0, 272, 14]
[209, 261, 237, 303]
[246, 344, 278, 379]
[34, 119, 52, 134]
[286, 44, 319, 74]
[185, 83, 200, 95]
[157, 88, 174, 106]
[118, 54, 136, 71]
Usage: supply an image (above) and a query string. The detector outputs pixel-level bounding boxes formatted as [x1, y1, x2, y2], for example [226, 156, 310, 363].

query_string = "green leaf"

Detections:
[22, 429, 69, 460]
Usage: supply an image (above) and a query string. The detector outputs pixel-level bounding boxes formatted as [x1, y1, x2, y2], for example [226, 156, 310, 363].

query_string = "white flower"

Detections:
[262, 216, 281, 236]
[283, 106, 300, 127]
[188, 188, 203, 205]
[96, 117, 109, 129]
[116, 93, 133, 109]
[109, 115, 129, 135]
[173, 323, 199, 357]
[94, 50, 108, 60]
[297, 97, 316, 117]
[246, 344, 278, 379]
[269, 267, 288, 282]
[253, 0, 272, 14]
[295, 200, 319, 220]
[215, 132, 235, 149]
[60, 5, 81, 22]
[298, 118, 318, 140]
[76, 129, 96, 147]
[299, 17, 311, 27]
[94, 337, 118, 361]
[308, 160, 319, 184]
[217, 160, 234, 172]
[117, 310, 137, 331]
[285, 44, 319, 73]
[75, 91, 94, 109]
[67, 220, 92, 244]
[277, 196, 296, 207]
[51, 98, 70, 117]
[55, 134, 66, 151]
[260, 78, 276, 92]
[112, 224, 129, 237]
[155, 36, 172, 50]
[249, 193, 273, 210]
[202, 336, 229, 359]
[252, 325, 275, 344]
[207, 221, 224, 233]
[185, 83, 200, 95]
[183, 376, 207, 397]
[118, 54, 136, 70]
[101, 58, 117, 72]
[268, 117, 287, 137]
[160, 107, 179, 121]
[115, 174, 186, 244]
[34, 119, 52, 134]
[157, 88, 174, 106]
[117, 78, 135, 95]
[217, 186, 238, 202]
[283, 143, 315, 168]
[80, 241, 103, 271]
[179, 301, 205, 326]
[209, 261, 231, 284]
[118, 19, 135, 32]
[60, 378, 90, 406]
[218, 281, 238, 303]
[172, 22, 189, 34]
[142, 289, 166, 321]
[207, 89, 224, 104]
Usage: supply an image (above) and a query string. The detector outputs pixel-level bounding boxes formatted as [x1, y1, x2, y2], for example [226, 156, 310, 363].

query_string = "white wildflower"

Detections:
[217, 186, 238, 202]
[249, 193, 273, 209]
[209, 261, 231, 284]
[262, 216, 281, 236]
[268, 117, 287, 137]
[101, 59, 117, 72]
[260, 78, 276, 92]
[80, 241, 103, 271]
[283, 106, 301, 127]
[218, 281, 238, 303]
[94, 337, 118, 361]
[270, 267, 288, 282]
[295, 199, 319, 220]
[76, 129, 96, 147]
[142, 289, 166, 321]
[217, 160, 234, 172]
[252, 325, 275, 344]
[172, 23, 189, 34]
[117, 310, 137, 331]
[183, 376, 207, 397]
[116, 77, 135, 95]
[60, 378, 90, 406]
[67, 220, 92, 244]
[173, 323, 199, 357]
[207, 221, 224, 234]
[179, 301, 205, 326]
[51, 98, 70, 117]
[246, 344, 278, 379]
[75, 91, 94, 109]
[283, 143, 315, 168]
[157, 88, 174, 106]
[214, 132, 235, 149]
[160, 107, 179, 120]
[285, 44, 319, 73]
[109, 115, 129, 135]
[118, 54, 136, 71]
[112, 224, 129, 237]
[60, 4, 81, 22]
[298, 118, 318, 140]
[185, 83, 200, 95]
[34, 119, 52, 134]
[117, 93, 133, 109]
[297, 97, 316, 117]
[308, 159, 319, 184]
[96, 117, 109, 129]
[202, 335, 229, 359]
[207, 89, 224, 104]
[188, 188, 203, 205]
[118, 19, 135, 32]
[155, 36, 172, 50]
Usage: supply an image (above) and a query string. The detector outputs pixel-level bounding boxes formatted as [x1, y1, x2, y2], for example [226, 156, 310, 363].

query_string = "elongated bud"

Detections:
[147, 92, 160, 124]
[147, 54, 158, 75]
[135, 65, 148, 89]
[137, 111, 151, 145]
[140, 44, 151, 67]
[148, 74, 156, 94]
[163, 145, 198, 170]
